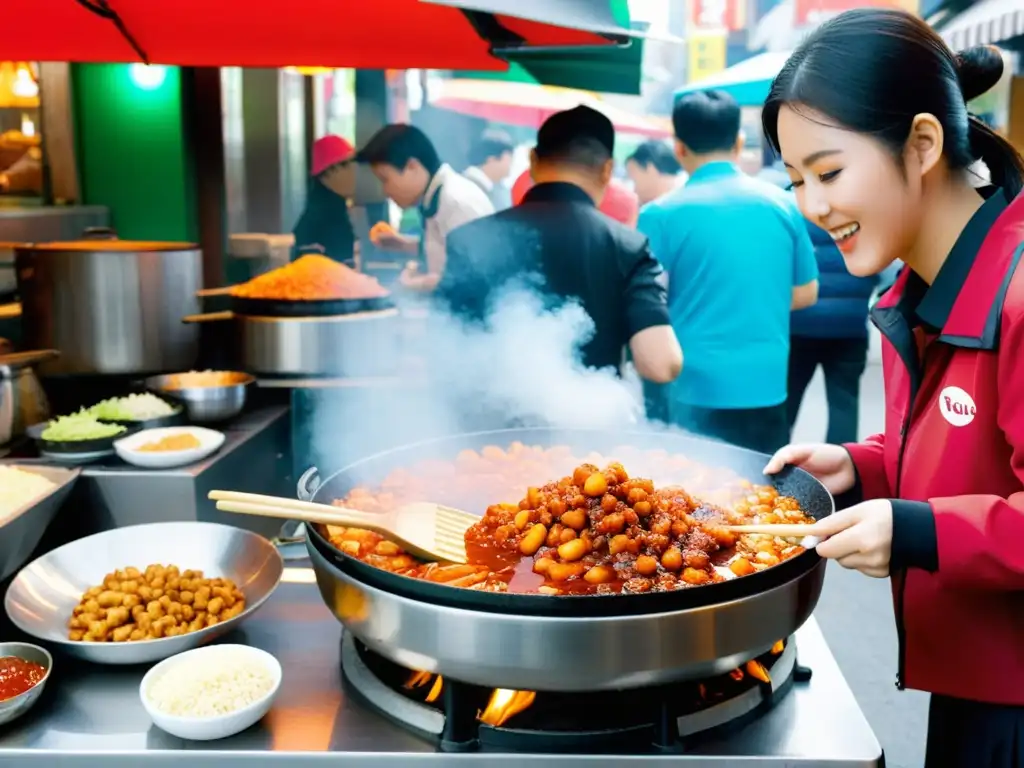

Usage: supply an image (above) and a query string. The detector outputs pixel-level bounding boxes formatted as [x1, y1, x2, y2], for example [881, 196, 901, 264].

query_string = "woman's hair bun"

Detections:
[955, 45, 1004, 102]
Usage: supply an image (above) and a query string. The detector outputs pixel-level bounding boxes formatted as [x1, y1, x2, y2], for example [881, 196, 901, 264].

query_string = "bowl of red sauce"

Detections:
[0, 642, 52, 726]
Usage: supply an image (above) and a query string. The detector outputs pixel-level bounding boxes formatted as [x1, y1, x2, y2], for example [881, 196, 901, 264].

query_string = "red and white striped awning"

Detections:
[940, 0, 1024, 51]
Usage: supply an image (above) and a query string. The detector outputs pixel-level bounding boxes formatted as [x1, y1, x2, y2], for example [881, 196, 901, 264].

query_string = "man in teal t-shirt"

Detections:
[638, 89, 819, 455]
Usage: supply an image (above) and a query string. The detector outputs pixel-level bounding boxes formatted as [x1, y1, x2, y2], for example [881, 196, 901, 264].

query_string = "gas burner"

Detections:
[340, 633, 812, 754]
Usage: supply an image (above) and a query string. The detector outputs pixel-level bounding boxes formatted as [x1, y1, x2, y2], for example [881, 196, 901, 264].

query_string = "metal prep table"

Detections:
[0, 570, 884, 768]
[8, 406, 293, 545]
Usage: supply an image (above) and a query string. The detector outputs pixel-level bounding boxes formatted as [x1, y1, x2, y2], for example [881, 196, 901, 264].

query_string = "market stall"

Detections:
[0, 428, 884, 765]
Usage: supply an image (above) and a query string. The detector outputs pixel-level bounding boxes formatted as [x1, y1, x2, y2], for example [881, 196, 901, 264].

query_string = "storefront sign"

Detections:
[794, 0, 918, 26]
[689, 0, 745, 32]
[687, 31, 728, 84]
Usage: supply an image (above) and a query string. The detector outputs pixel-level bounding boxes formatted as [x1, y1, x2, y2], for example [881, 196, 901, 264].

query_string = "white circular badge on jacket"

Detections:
[938, 386, 976, 427]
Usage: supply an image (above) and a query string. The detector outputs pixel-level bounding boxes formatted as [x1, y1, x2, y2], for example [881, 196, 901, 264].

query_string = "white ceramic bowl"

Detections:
[140, 644, 282, 741]
[114, 427, 226, 469]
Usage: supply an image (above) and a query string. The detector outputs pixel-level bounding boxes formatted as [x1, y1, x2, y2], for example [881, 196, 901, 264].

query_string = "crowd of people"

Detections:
[290, 7, 1024, 767]
[292, 69, 872, 457]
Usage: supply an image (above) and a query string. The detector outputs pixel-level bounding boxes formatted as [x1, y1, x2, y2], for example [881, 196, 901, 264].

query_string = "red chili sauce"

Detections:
[0, 656, 46, 702]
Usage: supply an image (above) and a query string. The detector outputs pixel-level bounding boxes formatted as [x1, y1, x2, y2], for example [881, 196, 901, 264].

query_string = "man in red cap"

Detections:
[437, 106, 682, 385]
[292, 134, 358, 266]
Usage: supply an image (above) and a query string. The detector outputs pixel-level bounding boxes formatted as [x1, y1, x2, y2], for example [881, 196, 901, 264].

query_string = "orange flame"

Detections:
[478, 688, 537, 727]
[404, 670, 432, 689]
[729, 668, 745, 682]
[770, 639, 785, 655]
[426, 675, 444, 703]
[745, 660, 771, 685]
[404, 672, 537, 725]
[404, 671, 445, 703]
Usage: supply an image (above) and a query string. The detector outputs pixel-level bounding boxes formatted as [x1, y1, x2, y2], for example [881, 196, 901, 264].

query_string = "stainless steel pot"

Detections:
[0, 350, 56, 445]
[16, 229, 202, 375]
[301, 428, 832, 692]
[183, 308, 404, 378]
[239, 310, 402, 377]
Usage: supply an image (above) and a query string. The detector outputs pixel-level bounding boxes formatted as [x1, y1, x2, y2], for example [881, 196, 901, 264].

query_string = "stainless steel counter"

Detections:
[0, 572, 884, 767]
[8, 406, 293, 542]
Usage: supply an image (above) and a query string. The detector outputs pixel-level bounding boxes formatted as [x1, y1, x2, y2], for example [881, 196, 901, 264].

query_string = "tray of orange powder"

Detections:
[218, 254, 393, 318]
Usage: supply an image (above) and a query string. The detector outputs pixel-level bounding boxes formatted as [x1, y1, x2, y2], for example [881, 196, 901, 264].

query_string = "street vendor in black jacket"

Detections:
[436, 106, 682, 385]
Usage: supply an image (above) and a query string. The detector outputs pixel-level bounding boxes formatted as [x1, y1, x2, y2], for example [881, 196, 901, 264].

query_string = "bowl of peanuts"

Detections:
[3, 522, 284, 665]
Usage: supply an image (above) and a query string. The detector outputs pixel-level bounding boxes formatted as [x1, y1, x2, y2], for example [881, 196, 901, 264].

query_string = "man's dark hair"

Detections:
[534, 105, 614, 171]
[672, 90, 741, 154]
[627, 140, 681, 175]
[356, 124, 442, 175]
[468, 129, 514, 167]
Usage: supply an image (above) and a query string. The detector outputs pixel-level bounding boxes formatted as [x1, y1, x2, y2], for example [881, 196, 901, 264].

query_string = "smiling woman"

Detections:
[758, 8, 1024, 768]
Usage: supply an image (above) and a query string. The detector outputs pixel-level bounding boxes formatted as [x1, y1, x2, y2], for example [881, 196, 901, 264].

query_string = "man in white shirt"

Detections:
[463, 129, 514, 211]
[357, 124, 494, 293]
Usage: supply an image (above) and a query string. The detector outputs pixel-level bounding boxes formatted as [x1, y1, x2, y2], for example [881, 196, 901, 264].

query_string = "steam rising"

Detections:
[305, 285, 648, 474]
[427, 287, 641, 430]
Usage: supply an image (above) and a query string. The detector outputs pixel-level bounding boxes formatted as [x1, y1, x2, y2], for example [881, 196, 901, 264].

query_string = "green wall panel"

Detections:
[71, 63, 197, 242]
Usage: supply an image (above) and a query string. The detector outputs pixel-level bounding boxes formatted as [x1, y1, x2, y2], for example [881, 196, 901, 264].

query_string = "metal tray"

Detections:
[0, 463, 80, 581]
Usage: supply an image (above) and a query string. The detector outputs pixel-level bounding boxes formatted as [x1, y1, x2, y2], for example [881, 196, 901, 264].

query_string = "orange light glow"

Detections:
[478, 688, 537, 727]
[729, 668, 745, 682]
[745, 660, 772, 685]
[770, 639, 785, 655]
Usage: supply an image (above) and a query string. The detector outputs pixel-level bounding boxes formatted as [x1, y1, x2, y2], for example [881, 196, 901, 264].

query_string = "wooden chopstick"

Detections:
[209, 490, 337, 515]
[210, 490, 382, 527]
[725, 524, 825, 537]
[215, 499, 387, 532]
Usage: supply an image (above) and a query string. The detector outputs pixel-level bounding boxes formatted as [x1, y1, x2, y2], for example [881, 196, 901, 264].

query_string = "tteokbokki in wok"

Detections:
[324, 443, 819, 597]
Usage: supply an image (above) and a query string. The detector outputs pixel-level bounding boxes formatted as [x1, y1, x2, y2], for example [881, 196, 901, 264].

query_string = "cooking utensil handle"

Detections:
[215, 500, 384, 530]
[725, 524, 826, 537]
[296, 467, 321, 501]
[208, 490, 381, 524]
[0, 349, 59, 367]
[182, 311, 234, 323]
[196, 286, 236, 297]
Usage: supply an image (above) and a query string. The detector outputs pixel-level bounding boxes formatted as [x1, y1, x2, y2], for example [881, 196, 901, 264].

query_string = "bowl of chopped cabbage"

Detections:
[88, 394, 185, 430]
[27, 413, 139, 456]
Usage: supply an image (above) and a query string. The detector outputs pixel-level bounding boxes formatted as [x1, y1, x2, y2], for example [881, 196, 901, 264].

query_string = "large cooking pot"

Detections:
[0, 349, 56, 445]
[16, 229, 202, 375]
[302, 428, 833, 692]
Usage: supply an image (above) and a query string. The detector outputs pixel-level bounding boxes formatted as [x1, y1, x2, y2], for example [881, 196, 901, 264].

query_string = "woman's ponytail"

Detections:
[968, 116, 1024, 198]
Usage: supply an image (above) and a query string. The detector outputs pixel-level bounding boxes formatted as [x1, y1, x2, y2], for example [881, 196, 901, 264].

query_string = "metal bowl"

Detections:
[4, 522, 283, 665]
[144, 373, 254, 424]
[0, 641, 53, 726]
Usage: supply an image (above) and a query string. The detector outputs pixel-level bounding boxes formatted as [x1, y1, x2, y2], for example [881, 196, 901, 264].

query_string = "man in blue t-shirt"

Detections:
[638, 89, 818, 454]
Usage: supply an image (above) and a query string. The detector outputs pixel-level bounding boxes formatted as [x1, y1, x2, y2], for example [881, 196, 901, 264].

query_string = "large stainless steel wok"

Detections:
[303, 428, 833, 692]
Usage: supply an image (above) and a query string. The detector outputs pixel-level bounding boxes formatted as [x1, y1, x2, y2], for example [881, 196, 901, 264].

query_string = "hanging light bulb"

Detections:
[11, 64, 38, 99]
[129, 63, 168, 90]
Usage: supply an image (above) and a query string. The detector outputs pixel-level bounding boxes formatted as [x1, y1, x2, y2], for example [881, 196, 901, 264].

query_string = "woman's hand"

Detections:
[763, 443, 856, 495]
[810, 499, 893, 578]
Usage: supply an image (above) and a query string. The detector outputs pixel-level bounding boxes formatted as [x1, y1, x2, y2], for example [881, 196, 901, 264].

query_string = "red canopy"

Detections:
[3, 0, 615, 69]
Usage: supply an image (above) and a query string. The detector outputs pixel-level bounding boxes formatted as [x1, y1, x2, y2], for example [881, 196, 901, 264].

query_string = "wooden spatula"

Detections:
[725, 523, 827, 538]
[208, 490, 478, 563]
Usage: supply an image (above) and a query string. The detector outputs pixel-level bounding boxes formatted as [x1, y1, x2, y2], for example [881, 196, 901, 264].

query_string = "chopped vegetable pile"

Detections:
[88, 394, 178, 422]
[41, 413, 126, 442]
